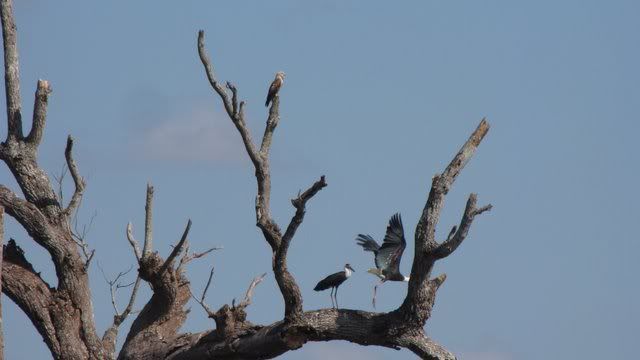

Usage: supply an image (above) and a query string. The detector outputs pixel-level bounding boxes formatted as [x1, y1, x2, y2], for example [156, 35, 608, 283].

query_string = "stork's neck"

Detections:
[344, 267, 353, 278]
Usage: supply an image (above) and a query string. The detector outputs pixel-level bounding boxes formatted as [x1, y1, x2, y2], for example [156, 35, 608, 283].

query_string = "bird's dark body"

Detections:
[314, 264, 354, 308]
[265, 74, 284, 107]
[314, 271, 348, 291]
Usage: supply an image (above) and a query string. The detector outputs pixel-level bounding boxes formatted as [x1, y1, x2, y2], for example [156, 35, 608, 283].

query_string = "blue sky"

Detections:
[2, 1, 639, 359]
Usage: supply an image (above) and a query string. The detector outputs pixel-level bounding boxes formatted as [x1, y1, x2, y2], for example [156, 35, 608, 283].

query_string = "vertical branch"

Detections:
[0, 0, 22, 140]
[25, 80, 51, 146]
[63, 136, 86, 216]
[197, 31, 280, 250]
[197, 31, 331, 323]
[143, 183, 154, 259]
[400, 119, 490, 325]
[0, 206, 4, 359]
[259, 97, 280, 157]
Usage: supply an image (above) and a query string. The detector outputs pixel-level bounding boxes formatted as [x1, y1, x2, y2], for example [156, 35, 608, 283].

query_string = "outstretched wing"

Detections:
[375, 213, 406, 274]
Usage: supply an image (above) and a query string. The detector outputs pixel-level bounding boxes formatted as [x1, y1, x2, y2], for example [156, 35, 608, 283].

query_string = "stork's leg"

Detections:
[330, 287, 335, 308]
[372, 279, 385, 309]
[335, 286, 340, 309]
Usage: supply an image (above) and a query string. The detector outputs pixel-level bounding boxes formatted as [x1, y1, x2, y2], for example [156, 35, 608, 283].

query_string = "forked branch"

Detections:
[400, 119, 491, 327]
[433, 193, 492, 259]
[198, 30, 328, 323]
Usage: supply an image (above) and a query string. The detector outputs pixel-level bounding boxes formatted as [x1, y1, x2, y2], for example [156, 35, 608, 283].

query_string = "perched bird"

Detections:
[314, 263, 355, 309]
[265, 71, 285, 107]
[356, 213, 409, 308]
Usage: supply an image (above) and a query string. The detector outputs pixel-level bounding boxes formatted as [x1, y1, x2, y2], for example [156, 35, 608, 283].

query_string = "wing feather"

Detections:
[375, 213, 406, 274]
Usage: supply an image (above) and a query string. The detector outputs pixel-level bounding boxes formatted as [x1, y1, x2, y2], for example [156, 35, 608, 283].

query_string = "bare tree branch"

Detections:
[101, 268, 141, 358]
[236, 272, 267, 309]
[1, 0, 22, 141]
[161, 219, 192, 275]
[2, 240, 59, 356]
[143, 183, 154, 258]
[433, 193, 492, 259]
[282, 175, 328, 244]
[25, 79, 51, 146]
[64, 135, 86, 216]
[398, 334, 456, 360]
[189, 266, 216, 318]
[400, 119, 490, 327]
[0, 185, 56, 251]
[126, 222, 142, 263]
[259, 97, 280, 156]
[178, 245, 221, 273]
[197, 30, 234, 118]
[273, 176, 327, 320]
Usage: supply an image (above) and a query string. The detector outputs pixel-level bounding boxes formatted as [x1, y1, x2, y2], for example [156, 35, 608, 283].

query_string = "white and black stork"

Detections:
[314, 264, 355, 309]
[356, 213, 409, 308]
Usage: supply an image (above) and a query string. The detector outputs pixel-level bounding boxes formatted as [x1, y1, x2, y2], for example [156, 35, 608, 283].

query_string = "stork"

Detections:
[313, 263, 355, 309]
[356, 213, 409, 308]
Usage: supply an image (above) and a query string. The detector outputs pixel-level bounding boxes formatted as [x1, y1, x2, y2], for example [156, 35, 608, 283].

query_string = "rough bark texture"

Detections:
[0, 2, 492, 359]
[0, 206, 4, 360]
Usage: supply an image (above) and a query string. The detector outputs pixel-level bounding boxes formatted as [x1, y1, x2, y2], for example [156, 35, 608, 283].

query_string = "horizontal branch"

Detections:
[165, 309, 452, 360]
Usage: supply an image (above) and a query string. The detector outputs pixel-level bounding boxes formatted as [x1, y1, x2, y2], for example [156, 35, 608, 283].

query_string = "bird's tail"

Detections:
[356, 234, 380, 253]
[314, 280, 331, 291]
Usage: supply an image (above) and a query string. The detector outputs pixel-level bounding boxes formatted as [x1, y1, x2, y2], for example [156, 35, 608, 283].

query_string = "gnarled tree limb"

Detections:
[0, 2, 105, 358]
[399, 119, 491, 328]
[198, 31, 328, 323]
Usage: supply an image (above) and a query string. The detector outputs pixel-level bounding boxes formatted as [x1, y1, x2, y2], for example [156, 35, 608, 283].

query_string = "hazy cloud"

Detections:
[139, 107, 244, 163]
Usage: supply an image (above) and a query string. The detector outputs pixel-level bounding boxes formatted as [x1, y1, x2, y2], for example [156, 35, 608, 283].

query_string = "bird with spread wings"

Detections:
[356, 213, 409, 308]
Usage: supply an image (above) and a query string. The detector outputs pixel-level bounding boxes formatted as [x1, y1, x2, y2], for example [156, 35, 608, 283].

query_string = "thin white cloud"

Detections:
[139, 107, 245, 163]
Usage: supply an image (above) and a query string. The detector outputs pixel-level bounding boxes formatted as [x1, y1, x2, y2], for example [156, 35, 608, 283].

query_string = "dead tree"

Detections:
[0, 1, 491, 359]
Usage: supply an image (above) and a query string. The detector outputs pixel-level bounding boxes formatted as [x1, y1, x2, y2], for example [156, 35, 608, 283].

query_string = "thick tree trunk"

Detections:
[0, 206, 4, 360]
